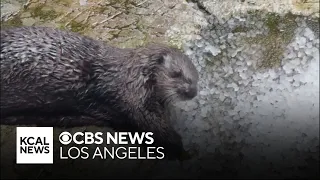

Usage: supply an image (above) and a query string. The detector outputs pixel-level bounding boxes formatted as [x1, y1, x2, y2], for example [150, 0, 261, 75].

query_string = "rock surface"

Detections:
[1, 0, 319, 179]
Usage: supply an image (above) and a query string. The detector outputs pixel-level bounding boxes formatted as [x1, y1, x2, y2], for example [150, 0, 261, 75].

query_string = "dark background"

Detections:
[1, 125, 319, 179]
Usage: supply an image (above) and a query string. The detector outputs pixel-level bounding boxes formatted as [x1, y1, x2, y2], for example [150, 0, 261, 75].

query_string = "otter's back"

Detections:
[1, 26, 104, 65]
[0, 26, 102, 111]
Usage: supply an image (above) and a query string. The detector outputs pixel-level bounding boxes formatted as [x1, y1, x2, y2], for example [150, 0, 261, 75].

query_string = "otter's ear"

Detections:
[157, 53, 173, 69]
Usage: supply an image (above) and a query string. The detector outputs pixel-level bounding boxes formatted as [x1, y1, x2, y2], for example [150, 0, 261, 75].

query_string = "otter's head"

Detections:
[145, 44, 199, 105]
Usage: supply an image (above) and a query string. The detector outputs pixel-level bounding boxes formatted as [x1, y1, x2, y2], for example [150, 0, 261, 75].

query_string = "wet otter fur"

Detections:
[0, 26, 199, 159]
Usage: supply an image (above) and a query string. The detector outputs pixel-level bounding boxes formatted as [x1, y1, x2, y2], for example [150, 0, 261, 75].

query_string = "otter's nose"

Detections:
[184, 84, 197, 99]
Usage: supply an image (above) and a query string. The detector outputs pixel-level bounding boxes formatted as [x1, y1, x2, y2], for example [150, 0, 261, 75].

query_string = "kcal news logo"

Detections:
[16, 127, 53, 164]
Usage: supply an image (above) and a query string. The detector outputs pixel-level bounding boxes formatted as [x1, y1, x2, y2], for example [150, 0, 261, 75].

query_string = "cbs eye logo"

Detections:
[59, 132, 72, 145]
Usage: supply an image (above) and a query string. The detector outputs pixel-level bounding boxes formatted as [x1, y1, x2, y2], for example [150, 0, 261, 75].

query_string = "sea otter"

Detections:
[0, 26, 199, 159]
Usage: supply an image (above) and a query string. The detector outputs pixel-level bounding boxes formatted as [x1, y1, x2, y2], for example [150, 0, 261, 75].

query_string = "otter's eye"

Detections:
[172, 70, 182, 78]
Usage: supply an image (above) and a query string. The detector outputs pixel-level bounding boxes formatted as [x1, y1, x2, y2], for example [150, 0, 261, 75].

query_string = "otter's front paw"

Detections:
[178, 146, 200, 161]
[161, 130, 186, 160]
[178, 149, 193, 161]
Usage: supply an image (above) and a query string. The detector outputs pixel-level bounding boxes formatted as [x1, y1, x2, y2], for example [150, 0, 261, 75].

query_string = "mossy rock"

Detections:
[28, 4, 62, 21]
[1, 16, 23, 29]
[243, 11, 301, 69]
